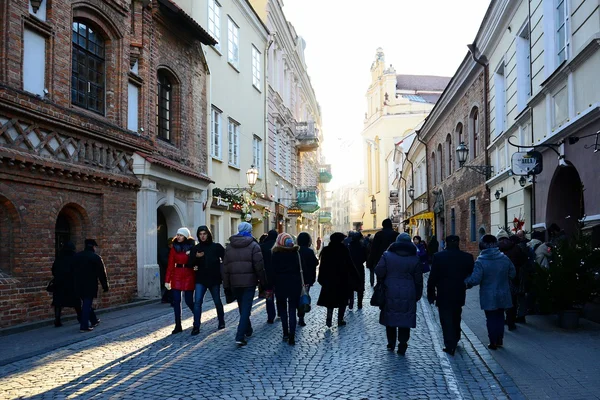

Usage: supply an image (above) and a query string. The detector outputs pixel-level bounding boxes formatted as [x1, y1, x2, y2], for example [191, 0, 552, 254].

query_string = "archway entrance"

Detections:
[546, 164, 584, 237]
[54, 204, 88, 257]
[55, 214, 71, 258]
[0, 195, 19, 273]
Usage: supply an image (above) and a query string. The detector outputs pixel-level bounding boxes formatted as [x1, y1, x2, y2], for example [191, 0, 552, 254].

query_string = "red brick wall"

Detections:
[424, 71, 491, 257]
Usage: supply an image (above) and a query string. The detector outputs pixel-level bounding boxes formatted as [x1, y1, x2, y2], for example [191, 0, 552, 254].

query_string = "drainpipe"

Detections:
[527, 0, 536, 227]
[415, 129, 430, 208]
[404, 156, 415, 218]
[264, 35, 274, 232]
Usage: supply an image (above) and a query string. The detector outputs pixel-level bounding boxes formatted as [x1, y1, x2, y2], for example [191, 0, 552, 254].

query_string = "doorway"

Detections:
[545, 164, 584, 237]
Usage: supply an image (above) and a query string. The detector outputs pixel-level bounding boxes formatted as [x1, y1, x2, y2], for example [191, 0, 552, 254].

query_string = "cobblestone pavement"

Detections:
[0, 285, 511, 400]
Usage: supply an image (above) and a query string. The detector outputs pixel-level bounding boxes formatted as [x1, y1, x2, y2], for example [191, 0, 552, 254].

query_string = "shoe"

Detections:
[497, 338, 503, 347]
[245, 328, 253, 337]
[442, 347, 456, 356]
[487, 343, 498, 350]
[397, 343, 408, 355]
[357, 304, 363, 310]
[171, 325, 183, 335]
[218, 323, 226, 330]
[288, 334, 295, 346]
[387, 344, 395, 351]
[298, 319, 306, 327]
[515, 316, 526, 324]
[267, 319, 274, 324]
[235, 339, 247, 346]
[79, 327, 94, 333]
[91, 320, 100, 328]
[54, 320, 62, 328]
[283, 333, 289, 341]
[191, 327, 200, 336]
[508, 324, 517, 331]
[338, 320, 347, 327]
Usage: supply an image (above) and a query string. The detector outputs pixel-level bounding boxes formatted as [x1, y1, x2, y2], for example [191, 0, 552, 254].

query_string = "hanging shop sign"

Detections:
[511, 151, 543, 176]
[287, 207, 303, 216]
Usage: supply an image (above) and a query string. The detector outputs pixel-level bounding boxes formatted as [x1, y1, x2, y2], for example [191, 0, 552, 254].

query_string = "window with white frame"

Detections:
[23, 28, 46, 96]
[227, 17, 239, 67]
[470, 108, 479, 160]
[498, 143, 506, 171]
[516, 23, 531, 112]
[494, 62, 507, 135]
[555, 0, 569, 65]
[252, 46, 261, 88]
[228, 119, 240, 167]
[274, 123, 280, 171]
[552, 85, 568, 128]
[253, 136, 262, 177]
[211, 107, 222, 159]
[286, 148, 292, 181]
[208, 0, 221, 49]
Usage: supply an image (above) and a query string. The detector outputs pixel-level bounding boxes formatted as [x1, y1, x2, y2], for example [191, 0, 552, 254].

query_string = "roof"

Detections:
[157, 0, 218, 46]
[137, 153, 215, 183]
[396, 75, 451, 92]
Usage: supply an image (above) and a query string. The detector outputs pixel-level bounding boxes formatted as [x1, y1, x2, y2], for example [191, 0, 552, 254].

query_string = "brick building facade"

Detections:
[0, 0, 215, 328]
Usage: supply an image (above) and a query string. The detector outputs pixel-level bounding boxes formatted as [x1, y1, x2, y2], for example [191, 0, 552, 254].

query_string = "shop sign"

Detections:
[511, 151, 543, 176]
[287, 207, 302, 216]
[211, 196, 230, 210]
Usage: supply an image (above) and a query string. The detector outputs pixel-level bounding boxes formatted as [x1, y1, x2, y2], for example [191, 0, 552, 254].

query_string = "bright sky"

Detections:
[282, 0, 492, 189]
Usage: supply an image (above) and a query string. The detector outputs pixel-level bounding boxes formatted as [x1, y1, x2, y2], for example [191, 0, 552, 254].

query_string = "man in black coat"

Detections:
[367, 219, 399, 286]
[427, 235, 474, 355]
[260, 230, 278, 323]
[73, 239, 109, 332]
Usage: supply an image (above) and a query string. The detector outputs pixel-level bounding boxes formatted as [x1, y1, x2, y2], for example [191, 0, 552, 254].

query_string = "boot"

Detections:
[288, 333, 295, 346]
[326, 309, 333, 328]
[172, 319, 183, 334]
[54, 306, 62, 327]
[397, 343, 408, 356]
[191, 325, 200, 336]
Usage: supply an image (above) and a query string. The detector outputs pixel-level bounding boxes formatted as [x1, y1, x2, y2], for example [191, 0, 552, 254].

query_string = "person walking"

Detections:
[51, 242, 81, 327]
[223, 222, 266, 347]
[427, 235, 474, 355]
[413, 235, 430, 273]
[165, 228, 196, 334]
[316, 237, 322, 252]
[271, 233, 302, 345]
[375, 233, 423, 355]
[259, 229, 278, 323]
[296, 232, 318, 326]
[73, 239, 108, 333]
[496, 230, 528, 330]
[465, 234, 516, 350]
[367, 219, 399, 286]
[317, 232, 358, 327]
[188, 225, 225, 335]
[348, 232, 367, 309]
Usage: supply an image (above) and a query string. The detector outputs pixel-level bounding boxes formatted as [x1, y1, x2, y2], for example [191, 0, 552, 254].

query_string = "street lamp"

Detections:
[246, 165, 258, 191]
[519, 176, 527, 187]
[456, 142, 494, 179]
[408, 186, 415, 199]
[494, 188, 503, 200]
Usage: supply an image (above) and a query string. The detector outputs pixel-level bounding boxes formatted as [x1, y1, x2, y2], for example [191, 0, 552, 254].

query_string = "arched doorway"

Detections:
[0, 195, 19, 274]
[55, 214, 71, 258]
[157, 208, 168, 255]
[55, 204, 89, 256]
[546, 164, 584, 237]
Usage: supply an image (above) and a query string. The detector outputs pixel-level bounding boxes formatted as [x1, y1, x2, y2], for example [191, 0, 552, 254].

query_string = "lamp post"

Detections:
[456, 142, 493, 179]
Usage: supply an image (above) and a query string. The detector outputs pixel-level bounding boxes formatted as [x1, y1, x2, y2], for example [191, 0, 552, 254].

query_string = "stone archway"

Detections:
[0, 194, 20, 274]
[546, 164, 584, 237]
[55, 203, 90, 255]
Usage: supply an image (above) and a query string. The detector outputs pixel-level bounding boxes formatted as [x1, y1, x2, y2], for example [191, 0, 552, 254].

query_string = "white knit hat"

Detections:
[177, 227, 191, 237]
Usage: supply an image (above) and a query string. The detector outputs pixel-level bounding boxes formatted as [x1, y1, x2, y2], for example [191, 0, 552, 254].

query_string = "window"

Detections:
[274, 123, 280, 172]
[71, 21, 105, 114]
[230, 217, 239, 238]
[445, 134, 453, 176]
[252, 46, 261, 88]
[211, 107, 222, 158]
[286, 148, 292, 181]
[500, 197, 508, 228]
[210, 215, 220, 244]
[157, 71, 172, 141]
[555, 0, 568, 65]
[228, 119, 240, 167]
[431, 152, 437, 186]
[127, 82, 139, 131]
[207, 0, 221, 49]
[253, 136, 262, 176]
[227, 18, 239, 67]
[498, 143, 506, 171]
[437, 144, 443, 183]
[553, 85, 568, 128]
[470, 108, 479, 159]
[516, 23, 531, 112]
[450, 208, 456, 236]
[494, 62, 506, 135]
[470, 199, 477, 242]
[23, 29, 46, 96]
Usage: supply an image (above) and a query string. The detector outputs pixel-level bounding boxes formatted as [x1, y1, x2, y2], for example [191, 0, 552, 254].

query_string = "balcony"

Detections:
[318, 164, 332, 183]
[319, 211, 332, 224]
[297, 187, 320, 213]
[295, 121, 319, 152]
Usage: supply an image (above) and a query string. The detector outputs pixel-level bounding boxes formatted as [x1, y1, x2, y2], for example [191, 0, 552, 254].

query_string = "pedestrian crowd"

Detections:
[48, 217, 560, 355]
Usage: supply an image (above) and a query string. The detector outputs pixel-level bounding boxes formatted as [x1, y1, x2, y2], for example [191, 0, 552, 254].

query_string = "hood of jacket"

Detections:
[272, 245, 299, 253]
[172, 237, 196, 252]
[388, 241, 417, 256]
[478, 247, 505, 260]
[196, 225, 213, 244]
[229, 235, 255, 248]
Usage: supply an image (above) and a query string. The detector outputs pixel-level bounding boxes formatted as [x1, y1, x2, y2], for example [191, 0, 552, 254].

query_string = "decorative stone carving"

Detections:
[432, 189, 445, 215]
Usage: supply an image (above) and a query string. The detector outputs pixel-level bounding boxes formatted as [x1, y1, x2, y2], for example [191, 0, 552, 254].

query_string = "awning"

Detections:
[409, 212, 435, 235]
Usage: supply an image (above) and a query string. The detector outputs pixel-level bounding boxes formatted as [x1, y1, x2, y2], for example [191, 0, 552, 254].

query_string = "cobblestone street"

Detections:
[0, 285, 514, 400]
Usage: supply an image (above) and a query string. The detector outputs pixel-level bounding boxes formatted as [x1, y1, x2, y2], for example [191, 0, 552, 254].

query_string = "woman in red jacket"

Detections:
[165, 227, 196, 334]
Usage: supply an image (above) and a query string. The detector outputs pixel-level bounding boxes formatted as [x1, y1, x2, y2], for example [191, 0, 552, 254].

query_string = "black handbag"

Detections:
[370, 281, 385, 308]
[46, 278, 55, 293]
[224, 288, 236, 304]
[298, 253, 311, 313]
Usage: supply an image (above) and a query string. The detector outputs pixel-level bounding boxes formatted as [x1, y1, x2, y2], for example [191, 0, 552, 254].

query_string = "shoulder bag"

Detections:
[297, 252, 311, 313]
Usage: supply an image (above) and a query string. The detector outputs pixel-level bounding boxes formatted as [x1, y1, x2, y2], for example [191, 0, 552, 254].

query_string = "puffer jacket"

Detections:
[166, 237, 196, 291]
[465, 247, 516, 310]
[223, 235, 266, 289]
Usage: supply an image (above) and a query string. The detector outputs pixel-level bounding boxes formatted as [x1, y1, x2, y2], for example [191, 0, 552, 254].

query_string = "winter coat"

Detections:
[73, 246, 109, 299]
[498, 238, 528, 293]
[271, 246, 302, 298]
[427, 248, 474, 309]
[188, 241, 225, 287]
[465, 248, 516, 311]
[317, 242, 358, 308]
[51, 247, 80, 307]
[348, 237, 367, 289]
[259, 232, 278, 289]
[375, 242, 423, 328]
[367, 228, 399, 269]
[298, 246, 318, 286]
[528, 239, 551, 269]
[223, 235, 266, 289]
[416, 243, 430, 273]
[166, 237, 196, 291]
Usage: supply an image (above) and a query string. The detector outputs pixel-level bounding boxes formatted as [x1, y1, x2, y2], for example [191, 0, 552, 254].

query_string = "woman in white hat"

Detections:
[165, 227, 196, 334]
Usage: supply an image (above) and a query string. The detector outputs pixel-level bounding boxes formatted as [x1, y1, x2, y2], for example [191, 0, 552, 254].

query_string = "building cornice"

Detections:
[234, 0, 270, 40]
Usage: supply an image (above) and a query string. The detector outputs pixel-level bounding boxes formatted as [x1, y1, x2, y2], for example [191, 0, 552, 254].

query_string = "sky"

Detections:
[281, 0, 492, 189]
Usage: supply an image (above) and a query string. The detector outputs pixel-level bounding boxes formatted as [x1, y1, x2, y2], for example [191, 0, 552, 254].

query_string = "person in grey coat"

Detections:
[375, 233, 423, 355]
[465, 234, 516, 350]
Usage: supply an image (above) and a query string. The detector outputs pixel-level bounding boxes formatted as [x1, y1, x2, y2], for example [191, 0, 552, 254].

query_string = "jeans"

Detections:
[276, 288, 300, 335]
[386, 326, 410, 346]
[193, 284, 224, 328]
[348, 290, 364, 309]
[438, 307, 462, 350]
[484, 309, 505, 345]
[233, 287, 255, 341]
[505, 294, 518, 328]
[369, 268, 375, 287]
[172, 289, 194, 325]
[80, 298, 98, 330]
[326, 306, 347, 324]
[266, 292, 277, 322]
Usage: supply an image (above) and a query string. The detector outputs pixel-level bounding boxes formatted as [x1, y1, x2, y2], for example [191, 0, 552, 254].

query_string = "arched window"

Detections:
[445, 134, 453, 176]
[437, 144, 443, 182]
[157, 71, 173, 141]
[71, 21, 105, 114]
[55, 214, 71, 258]
[431, 152, 437, 186]
[470, 107, 479, 159]
[455, 122, 464, 168]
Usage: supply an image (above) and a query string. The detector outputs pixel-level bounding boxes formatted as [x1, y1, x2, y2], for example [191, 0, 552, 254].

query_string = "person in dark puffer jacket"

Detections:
[296, 232, 318, 326]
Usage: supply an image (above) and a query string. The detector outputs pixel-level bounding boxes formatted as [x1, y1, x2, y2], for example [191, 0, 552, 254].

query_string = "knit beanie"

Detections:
[238, 222, 252, 234]
[479, 234, 499, 250]
[496, 229, 510, 240]
[396, 232, 412, 243]
[177, 227, 191, 238]
[276, 233, 294, 247]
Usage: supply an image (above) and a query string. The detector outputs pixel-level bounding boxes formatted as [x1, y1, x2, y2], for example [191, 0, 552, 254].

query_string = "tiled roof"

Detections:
[396, 75, 451, 92]
[157, 0, 218, 46]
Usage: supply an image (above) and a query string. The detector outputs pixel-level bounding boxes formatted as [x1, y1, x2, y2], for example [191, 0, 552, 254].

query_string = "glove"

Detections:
[165, 282, 171, 290]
